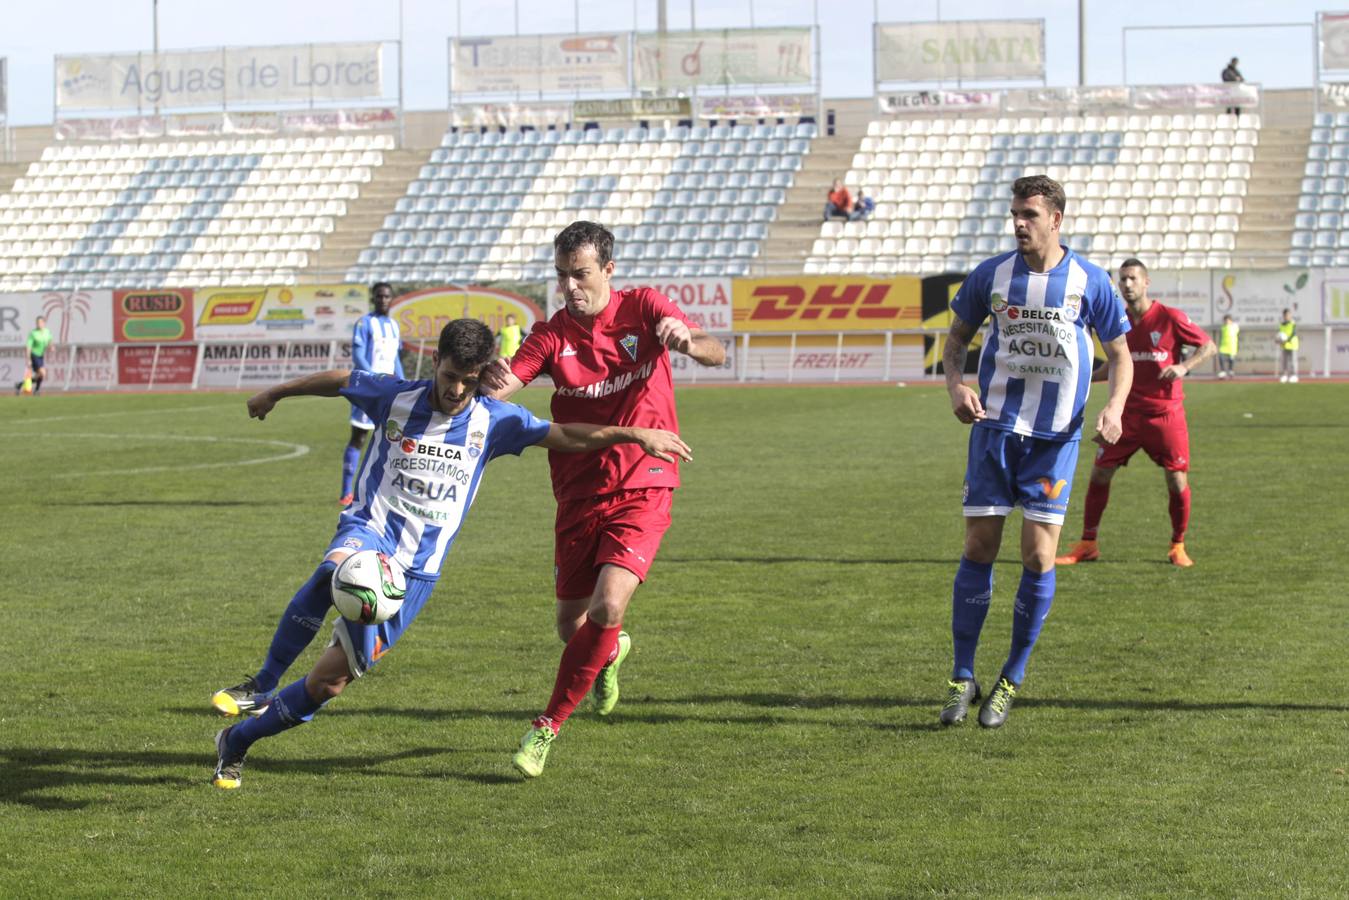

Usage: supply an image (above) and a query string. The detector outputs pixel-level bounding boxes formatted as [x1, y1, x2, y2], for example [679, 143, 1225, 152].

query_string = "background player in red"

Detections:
[480, 220, 727, 777]
[1057, 258, 1216, 568]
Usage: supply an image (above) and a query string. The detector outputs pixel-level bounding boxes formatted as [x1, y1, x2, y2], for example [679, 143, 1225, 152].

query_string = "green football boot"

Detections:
[978, 676, 1018, 729]
[592, 631, 632, 717]
[939, 678, 982, 726]
[512, 721, 557, 778]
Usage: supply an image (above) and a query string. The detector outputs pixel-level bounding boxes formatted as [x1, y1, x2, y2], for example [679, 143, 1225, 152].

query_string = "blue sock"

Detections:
[1003, 567, 1057, 685]
[341, 445, 361, 497]
[227, 678, 324, 754]
[254, 562, 335, 694]
[951, 557, 995, 680]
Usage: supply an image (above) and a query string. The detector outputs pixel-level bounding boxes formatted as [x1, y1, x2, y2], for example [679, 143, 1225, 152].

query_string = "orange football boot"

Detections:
[1055, 539, 1100, 565]
[1167, 542, 1194, 567]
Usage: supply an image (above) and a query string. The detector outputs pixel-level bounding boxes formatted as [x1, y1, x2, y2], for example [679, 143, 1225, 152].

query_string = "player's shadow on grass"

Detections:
[0, 745, 462, 812]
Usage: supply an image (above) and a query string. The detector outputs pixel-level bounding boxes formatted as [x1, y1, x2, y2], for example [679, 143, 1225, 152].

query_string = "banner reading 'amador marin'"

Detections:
[731, 275, 924, 332]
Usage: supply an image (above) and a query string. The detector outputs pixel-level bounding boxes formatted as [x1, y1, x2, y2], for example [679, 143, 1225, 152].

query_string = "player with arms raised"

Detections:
[939, 175, 1133, 729]
[1057, 258, 1216, 568]
[209, 319, 690, 788]
[480, 220, 726, 777]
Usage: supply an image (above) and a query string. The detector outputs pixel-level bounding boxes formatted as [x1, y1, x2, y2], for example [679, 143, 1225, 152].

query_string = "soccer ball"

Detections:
[331, 550, 407, 625]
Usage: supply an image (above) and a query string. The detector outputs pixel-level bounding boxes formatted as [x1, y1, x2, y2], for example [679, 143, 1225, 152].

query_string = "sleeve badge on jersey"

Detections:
[990, 293, 1008, 314]
[468, 429, 486, 459]
[1062, 293, 1081, 322]
[385, 421, 403, 442]
[620, 333, 640, 361]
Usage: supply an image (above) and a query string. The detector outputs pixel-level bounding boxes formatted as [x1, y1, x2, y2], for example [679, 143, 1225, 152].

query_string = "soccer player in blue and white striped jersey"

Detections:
[340, 282, 405, 508]
[938, 175, 1134, 729]
[210, 319, 691, 789]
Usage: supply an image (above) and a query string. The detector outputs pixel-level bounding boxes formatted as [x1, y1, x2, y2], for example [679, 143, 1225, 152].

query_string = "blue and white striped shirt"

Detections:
[338, 371, 550, 580]
[952, 246, 1129, 442]
[352, 314, 404, 377]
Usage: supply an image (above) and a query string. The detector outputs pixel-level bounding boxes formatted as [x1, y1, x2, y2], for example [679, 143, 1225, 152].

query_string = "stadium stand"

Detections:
[1291, 111, 1349, 265]
[0, 134, 392, 291]
[345, 121, 817, 284]
[807, 112, 1257, 276]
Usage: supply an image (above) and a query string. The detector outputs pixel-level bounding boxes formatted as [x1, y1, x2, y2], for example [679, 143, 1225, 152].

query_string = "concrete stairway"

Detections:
[1234, 124, 1305, 269]
[306, 148, 429, 282]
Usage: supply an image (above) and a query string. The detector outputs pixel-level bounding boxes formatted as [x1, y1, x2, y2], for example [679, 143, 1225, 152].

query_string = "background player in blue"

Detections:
[340, 281, 404, 508]
[938, 175, 1134, 729]
[209, 319, 691, 789]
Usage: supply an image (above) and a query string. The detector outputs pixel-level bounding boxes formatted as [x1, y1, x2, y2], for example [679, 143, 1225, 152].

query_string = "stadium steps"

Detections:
[757, 134, 865, 274]
[0, 162, 27, 195]
[1234, 125, 1308, 268]
[307, 148, 427, 282]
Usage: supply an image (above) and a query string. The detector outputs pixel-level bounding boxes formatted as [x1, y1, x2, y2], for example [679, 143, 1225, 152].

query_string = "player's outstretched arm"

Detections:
[537, 423, 693, 463]
[1094, 335, 1133, 444]
[247, 369, 351, 420]
[478, 358, 527, 401]
[943, 315, 985, 425]
[655, 317, 727, 366]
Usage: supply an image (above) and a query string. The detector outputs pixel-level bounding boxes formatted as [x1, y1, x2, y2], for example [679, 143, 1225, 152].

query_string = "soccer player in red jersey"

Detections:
[480, 220, 727, 777]
[1057, 258, 1216, 568]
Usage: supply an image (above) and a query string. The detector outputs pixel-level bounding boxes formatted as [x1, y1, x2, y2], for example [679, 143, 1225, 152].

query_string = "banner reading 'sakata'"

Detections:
[451, 33, 629, 95]
[56, 42, 384, 112]
[634, 28, 812, 90]
[875, 20, 1044, 83]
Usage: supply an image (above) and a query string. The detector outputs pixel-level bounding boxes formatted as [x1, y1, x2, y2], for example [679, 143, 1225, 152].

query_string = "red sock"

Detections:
[1082, 481, 1111, 541]
[1169, 486, 1191, 543]
[539, 619, 620, 730]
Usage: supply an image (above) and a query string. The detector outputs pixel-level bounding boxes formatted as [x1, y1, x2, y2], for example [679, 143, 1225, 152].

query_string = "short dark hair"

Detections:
[1012, 175, 1066, 214]
[371, 281, 393, 295]
[554, 220, 614, 267]
[1119, 258, 1148, 274]
[437, 319, 495, 368]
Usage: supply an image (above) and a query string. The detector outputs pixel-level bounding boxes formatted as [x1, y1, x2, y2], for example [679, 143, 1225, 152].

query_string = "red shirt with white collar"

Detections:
[510, 287, 688, 501]
[1124, 300, 1213, 415]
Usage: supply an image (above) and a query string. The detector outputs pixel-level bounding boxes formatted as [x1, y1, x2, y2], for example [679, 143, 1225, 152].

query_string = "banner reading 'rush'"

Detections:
[732, 275, 925, 332]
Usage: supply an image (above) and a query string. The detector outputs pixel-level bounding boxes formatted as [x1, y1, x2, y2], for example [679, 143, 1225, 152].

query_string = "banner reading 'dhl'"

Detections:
[732, 276, 924, 332]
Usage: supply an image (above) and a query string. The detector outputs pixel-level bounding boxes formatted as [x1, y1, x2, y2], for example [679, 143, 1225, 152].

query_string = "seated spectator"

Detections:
[823, 178, 853, 222]
[849, 189, 875, 222]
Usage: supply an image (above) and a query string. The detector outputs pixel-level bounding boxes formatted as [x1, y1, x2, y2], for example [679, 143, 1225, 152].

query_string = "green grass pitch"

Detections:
[2, 381, 1346, 897]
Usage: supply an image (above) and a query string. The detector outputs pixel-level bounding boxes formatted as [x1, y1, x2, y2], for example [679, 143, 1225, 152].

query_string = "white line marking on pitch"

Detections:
[0, 431, 309, 476]
[2, 403, 236, 425]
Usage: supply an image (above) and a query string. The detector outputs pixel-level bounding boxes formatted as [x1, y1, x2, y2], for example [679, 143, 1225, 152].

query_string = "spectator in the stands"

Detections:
[1221, 57, 1244, 118]
[823, 179, 853, 222]
[849, 189, 876, 222]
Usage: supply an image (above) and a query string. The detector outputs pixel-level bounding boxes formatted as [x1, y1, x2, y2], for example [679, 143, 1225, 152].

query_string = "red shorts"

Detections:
[553, 487, 674, 601]
[1094, 406, 1190, 472]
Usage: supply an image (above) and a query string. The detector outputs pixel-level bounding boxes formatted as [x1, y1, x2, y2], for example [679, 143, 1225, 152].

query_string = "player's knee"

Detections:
[962, 535, 999, 564]
[1090, 466, 1116, 486]
[1023, 547, 1056, 573]
[555, 618, 582, 642]
[587, 597, 627, 628]
[306, 674, 350, 703]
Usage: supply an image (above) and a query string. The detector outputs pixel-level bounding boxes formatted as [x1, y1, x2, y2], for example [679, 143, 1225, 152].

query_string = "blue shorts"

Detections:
[349, 402, 374, 430]
[962, 426, 1081, 525]
[323, 523, 435, 677]
[29, 353, 44, 370]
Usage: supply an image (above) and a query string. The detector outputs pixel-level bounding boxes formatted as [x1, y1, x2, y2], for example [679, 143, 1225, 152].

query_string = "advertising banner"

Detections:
[195, 284, 368, 342]
[55, 107, 397, 141]
[449, 102, 575, 129]
[43, 345, 117, 390]
[56, 42, 384, 112]
[1140, 271, 1212, 326]
[634, 28, 812, 90]
[118, 345, 198, 385]
[451, 33, 629, 95]
[670, 336, 737, 382]
[696, 93, 814, 120]
[611, 278, 734, 333]
[113, 289, 194, 343]
[877, 89, 999, 115]
[0, 290, 115, 348]
[1213, 269, 1322, 326]
[732, 276, 924, 333]
[389, 283, 547, 354]
[875, 20, 1045, 83]
[197, 340, 349, 388]
[574, 97, 691, 119]
[1130, 83, 1258, 111]
[1320, 12, 1349, 72]
[1002, 85, 1130, 114]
